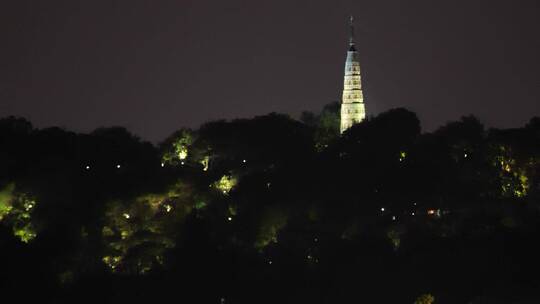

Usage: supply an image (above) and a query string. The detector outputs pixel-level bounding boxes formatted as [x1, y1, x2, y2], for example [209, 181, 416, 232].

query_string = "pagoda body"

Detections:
[340, 16, 366, 133]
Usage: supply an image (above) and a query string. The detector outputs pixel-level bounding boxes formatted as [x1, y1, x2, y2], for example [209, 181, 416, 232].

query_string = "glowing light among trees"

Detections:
[414, 294, 435, 304]
[399, 151, 407, 162]
[161, 129, 193, 166]
[214, 175, 237, 195]
[493, 145, 531, 198]
[0, 183, 38, 243]
[100, 181, 201, 274]
[200, 156, 210, 171]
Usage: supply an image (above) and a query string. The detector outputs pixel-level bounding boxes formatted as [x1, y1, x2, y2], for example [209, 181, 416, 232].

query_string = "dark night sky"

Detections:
[1, 0, 539, 142]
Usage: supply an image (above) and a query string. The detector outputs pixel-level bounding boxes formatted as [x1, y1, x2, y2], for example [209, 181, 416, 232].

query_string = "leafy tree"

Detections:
[160, 128, 194, 165]
[301, 101, 340, 151]
[414, 293, 435, 304]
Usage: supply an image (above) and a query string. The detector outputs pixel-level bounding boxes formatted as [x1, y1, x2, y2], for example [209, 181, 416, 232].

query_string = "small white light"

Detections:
[392, 216, 396, 221]
[85, 165, 90, 170]
[268, 260, 272, 265]
[464, 153, 468, 158]
[227, 216, 232, 221]
[411, 212, 415, 216]
[165, 205, 172, 212]
[116, 164, 121, 169]
[161, 163, 165, 167]
[181, 161, 185, 165]
[242, 159, 246, 163]
[123, 213, 130, 219]
[381, 207, 385, 212]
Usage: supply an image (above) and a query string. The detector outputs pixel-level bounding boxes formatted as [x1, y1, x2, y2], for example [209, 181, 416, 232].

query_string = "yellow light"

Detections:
[123, 213, 130, 219]
[200, 156, 210, 171]
[178, 149, 188, 160]
[214, 175, 237, 194]
[121, 230, 129, 239]
[399, 151, 407, 162]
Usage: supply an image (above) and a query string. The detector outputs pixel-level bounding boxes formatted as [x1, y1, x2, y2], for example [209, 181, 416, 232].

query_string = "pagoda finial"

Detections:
[349, 15, 355, 46]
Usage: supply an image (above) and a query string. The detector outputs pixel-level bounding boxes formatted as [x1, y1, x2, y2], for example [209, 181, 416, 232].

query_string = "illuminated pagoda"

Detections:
[340, 16, 366, 133]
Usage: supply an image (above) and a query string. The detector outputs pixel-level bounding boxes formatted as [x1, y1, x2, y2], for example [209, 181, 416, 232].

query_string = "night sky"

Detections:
[1, 0, 539, 142]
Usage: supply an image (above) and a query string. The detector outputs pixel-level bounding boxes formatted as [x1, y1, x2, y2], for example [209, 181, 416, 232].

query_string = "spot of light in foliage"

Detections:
[227, 216, 232, 221]
[161, 163, 165, 167]
[178, 149, 188, 160]
[399, 151, 407, 162]
[242, 159, 246, 164]
[200, 156, 210, 171]
[123, 213, 130, 219]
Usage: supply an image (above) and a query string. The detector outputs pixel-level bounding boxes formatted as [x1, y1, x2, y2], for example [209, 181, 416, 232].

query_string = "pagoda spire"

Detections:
[349, 15, 355, 47]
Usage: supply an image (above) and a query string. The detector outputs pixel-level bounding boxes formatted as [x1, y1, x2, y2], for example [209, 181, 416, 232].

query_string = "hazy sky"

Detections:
[1, 0, 539, 142]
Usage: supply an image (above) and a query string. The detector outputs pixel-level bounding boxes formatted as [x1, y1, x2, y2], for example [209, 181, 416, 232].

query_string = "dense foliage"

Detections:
[1, 109, 539, 304]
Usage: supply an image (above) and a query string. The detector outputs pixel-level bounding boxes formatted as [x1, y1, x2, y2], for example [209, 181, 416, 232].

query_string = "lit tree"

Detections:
[101, 180, 204, 274]
[414, 294, 435, 304]
[160, 128, 194, 166]
[0, 183, 37, 243]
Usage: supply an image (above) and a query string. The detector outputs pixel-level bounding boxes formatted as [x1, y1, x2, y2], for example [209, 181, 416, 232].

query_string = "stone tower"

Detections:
[340, 16, 366, 133]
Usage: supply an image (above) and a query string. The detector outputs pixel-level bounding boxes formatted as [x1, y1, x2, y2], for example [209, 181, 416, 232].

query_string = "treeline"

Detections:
[1, 105, 539, 304]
